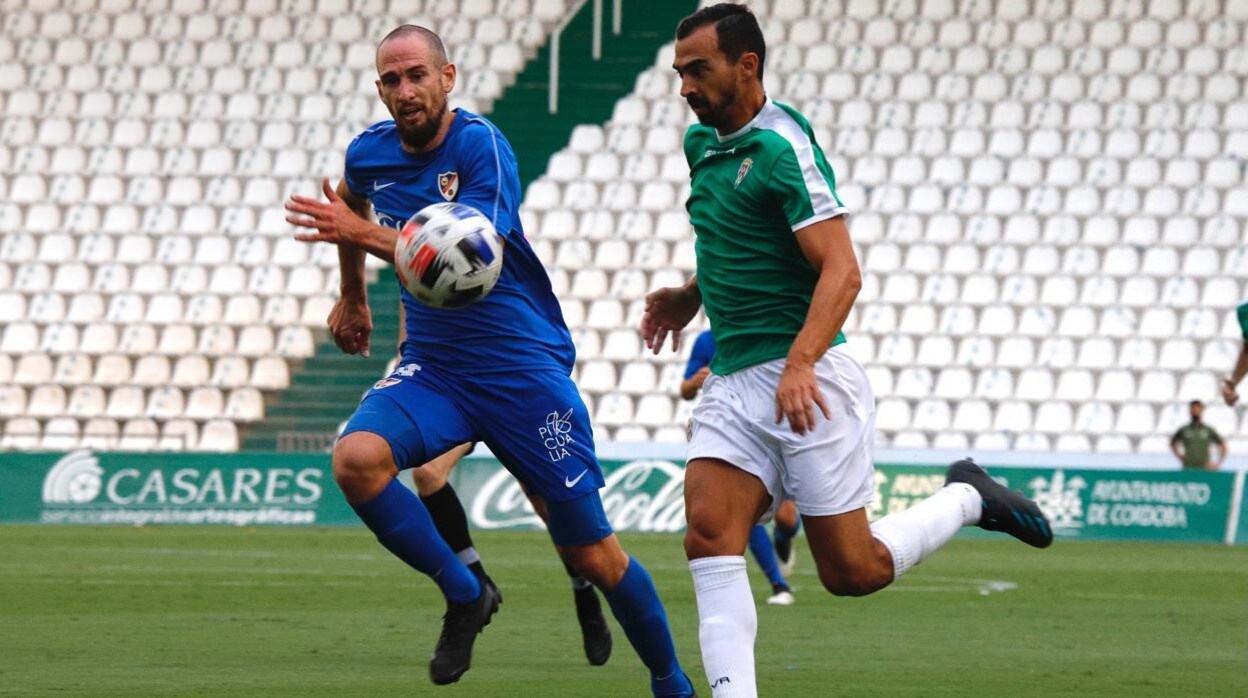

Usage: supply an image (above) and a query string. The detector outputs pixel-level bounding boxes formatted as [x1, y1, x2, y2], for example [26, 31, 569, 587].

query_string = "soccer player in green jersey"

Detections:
[641, 6, 1052, 695]
[1170, 400, 1227, 470]
[1220, 300, 1248, 405]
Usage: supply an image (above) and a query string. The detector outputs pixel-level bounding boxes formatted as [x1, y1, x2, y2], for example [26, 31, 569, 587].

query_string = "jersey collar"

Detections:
[716, 97, 773, 143]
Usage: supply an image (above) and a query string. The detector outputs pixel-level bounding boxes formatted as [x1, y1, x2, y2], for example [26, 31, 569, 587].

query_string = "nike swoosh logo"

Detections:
[373, 181, 396, 191]
[565, 469, 589, 488]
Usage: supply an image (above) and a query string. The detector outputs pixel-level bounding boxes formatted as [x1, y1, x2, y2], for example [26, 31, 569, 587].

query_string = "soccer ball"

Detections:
[394, 202, 505, 309]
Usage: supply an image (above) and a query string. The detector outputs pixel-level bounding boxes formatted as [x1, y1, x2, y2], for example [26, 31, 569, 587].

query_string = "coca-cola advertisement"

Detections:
[461, 459, 688, 533]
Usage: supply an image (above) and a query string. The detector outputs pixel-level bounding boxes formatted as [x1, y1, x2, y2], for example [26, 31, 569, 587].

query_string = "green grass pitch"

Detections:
[1, 526, 1244, 696]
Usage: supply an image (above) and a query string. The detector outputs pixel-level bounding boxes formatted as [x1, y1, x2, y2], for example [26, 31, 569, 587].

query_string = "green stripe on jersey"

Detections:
[683, 100, 848, 376]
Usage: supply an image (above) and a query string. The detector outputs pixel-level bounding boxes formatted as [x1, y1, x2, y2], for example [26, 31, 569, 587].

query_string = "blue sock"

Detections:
[602, 557, 691, 697]
[350, 479, 481, 604]
[749, 524, 787, 587]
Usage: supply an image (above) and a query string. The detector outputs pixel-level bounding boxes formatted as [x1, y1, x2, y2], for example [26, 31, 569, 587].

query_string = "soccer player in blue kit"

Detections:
[284, 25, 694, 695]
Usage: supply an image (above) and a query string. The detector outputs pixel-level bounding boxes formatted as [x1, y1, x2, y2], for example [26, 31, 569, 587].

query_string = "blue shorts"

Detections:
[341, 361, 612, 544]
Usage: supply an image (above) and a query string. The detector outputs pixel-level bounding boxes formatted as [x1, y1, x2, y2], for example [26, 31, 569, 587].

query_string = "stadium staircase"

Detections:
[240, 277, 400, 451]
[487, 0, 700, 187]
[240, 1, 695, 450]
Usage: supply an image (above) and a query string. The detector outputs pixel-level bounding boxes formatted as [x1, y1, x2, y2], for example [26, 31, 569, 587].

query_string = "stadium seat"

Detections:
[894, 367, 933, 399]
[158, 419, 199, 451]
[113, 419, 157, 454]
[224, 388, 264, 422]
[104, 386, 146, 420]
[12, 354, 54, 387]
[132, 355, 173, 387]
[874, 399, 912, 433]
[634, 394, 674, 427]
[27, 385, 68, 418]
[912, 399, 952, 432]
[2, 417, 41, 450]
[145, 386, 185, 419]
[250, 356, 290, 391]
[77, 417, 119, 450]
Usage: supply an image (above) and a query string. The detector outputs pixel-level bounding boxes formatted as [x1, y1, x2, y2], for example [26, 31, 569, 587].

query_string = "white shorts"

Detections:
[686, 346, 876, 519]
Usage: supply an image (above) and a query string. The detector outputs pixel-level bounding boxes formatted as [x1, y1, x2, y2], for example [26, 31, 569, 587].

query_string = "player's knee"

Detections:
[331, 433, 394, 502]
[559, 541, 628, 589]
[775, 501, 799, 530]
[683, 516, 731, 558]
[409, 464, 445, 497]
[817, 566, 890, 597]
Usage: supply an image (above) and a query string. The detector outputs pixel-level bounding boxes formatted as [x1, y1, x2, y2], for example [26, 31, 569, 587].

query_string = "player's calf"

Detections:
[801, 509, 900, 597]
[813, 562, 892, 597]
[549, 498, 691, 697]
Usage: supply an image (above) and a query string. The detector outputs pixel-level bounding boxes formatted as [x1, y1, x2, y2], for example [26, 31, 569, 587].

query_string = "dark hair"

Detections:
[1190, 400, 1203, 408]
[676, 3, 767, 80]
[378, 24, 448, 67]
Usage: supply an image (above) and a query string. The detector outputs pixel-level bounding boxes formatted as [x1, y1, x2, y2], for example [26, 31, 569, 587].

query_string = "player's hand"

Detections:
[286, 177, 369, 245]
[328, 294, 372, 358]
[641, 284, 701, 354]
[775, 360, 831, 436]
[692, 366, 711, 388]
[1223, 378, 1240, 406]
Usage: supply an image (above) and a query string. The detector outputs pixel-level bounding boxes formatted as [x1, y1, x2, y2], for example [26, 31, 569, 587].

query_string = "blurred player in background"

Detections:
[1170, 400, 1227, 470]
[411, 442, 614, 665]
[285, 25, 691, 695]
[642, 6, 1052, 695]
[1220, 300, 1248, 406]
[682, 328, 795, 606]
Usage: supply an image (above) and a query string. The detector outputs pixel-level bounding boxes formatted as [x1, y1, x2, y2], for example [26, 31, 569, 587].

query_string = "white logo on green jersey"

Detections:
[734, 157, 753, 189]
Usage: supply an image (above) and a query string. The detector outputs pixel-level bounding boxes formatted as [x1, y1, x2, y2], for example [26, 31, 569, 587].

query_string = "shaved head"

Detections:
[374, 24, 457, 153]
[378, 24, 448, 68]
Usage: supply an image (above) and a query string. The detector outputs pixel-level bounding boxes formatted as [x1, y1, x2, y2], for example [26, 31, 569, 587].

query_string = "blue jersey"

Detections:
[343, 109, 574, 374]
[683, 330, 716, 379]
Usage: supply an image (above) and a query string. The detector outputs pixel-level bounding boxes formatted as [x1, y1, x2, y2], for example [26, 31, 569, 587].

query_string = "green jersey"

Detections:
[1172, 422, 1223, 470]
[1238, 300, 1248, 340]
[684, 100, 848, 376]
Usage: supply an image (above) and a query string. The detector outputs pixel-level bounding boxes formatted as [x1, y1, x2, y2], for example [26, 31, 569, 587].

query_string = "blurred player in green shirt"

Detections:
[1170, 400, 1227, 470]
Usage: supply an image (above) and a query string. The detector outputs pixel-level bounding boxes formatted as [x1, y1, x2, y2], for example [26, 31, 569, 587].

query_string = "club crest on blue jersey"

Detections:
[438, 171, 459, 201]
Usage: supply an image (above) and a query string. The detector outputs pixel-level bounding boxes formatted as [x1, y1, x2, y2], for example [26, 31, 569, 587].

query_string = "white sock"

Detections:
[455, 547, 481, 566]
[870, 482, 981, 578]
[689, 556, 757, 698]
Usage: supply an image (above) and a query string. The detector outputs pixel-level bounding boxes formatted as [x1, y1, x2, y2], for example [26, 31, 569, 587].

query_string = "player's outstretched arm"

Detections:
[286, 176, 399, 263]
[641, 275, 701, 354]
[775, 216, 862, 435]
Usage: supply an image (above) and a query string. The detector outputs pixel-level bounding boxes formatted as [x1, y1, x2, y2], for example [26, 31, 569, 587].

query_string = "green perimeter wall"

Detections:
[4, 450, 1246, 545]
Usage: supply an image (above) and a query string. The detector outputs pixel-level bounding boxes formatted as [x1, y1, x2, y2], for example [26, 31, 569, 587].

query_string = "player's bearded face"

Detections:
[392, 88, 447, 149]
[376, 36, 455, 151]
[674, 27, 744, 131]
[686, 81, 738, 129]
